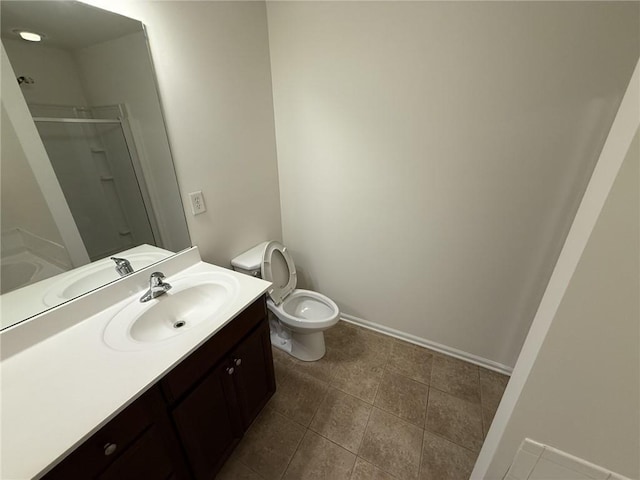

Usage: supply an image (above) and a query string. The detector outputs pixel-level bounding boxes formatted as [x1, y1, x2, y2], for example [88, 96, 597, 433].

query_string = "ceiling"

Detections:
[0, 1, 142, 50]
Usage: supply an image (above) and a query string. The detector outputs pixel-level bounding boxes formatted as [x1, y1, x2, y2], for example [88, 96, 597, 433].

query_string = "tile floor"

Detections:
[217, 321, 509, 480]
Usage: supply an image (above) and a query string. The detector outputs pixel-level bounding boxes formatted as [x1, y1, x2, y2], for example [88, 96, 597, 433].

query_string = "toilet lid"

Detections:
[261, 241, 297, 305]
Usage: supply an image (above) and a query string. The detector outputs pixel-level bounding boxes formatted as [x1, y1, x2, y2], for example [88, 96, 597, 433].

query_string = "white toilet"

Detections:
[231, 241, 340, 361]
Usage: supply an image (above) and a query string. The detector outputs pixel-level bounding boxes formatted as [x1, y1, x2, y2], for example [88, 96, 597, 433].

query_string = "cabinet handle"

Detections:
[226, 367, 235, 375]
[103, 443, 117, 456]
[234, 358, 242, 366]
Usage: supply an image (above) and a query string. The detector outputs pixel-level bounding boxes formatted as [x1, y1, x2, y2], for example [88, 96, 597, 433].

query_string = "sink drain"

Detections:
[173, 320, 186, 329]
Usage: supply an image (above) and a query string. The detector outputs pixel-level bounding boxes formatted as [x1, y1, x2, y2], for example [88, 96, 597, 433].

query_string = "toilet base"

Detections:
[269, 322, 327, 362]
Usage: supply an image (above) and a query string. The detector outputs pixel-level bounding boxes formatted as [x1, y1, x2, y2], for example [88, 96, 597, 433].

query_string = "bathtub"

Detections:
[1, 251, 66, 294]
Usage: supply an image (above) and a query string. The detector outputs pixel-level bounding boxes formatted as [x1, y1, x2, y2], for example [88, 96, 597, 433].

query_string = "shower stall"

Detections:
[31, 104, 158, 262]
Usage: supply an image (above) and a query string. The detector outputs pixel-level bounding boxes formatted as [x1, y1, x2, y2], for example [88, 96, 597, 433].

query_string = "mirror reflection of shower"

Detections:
[31, 104, 158, 262]
[1, 0, 191, 301]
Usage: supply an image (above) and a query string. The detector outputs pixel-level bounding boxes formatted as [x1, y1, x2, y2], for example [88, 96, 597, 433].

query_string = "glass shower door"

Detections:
[34, 117, 156, 261]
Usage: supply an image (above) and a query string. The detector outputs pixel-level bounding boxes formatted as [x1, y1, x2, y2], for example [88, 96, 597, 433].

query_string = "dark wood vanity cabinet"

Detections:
[43, 296, 275, 480]
[96, 423, 181, 480]
[229, 318, 275, 429]
[43, 386, 186, 480]
[171, 361, 243, 479]
[166, 298, 275, 479]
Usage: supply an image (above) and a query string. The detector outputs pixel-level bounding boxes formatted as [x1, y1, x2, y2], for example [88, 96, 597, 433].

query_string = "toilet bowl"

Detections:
[231, 241, 340, 361]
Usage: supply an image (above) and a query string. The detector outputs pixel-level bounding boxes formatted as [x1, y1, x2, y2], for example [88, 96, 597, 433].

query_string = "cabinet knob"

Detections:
[226, 367, 235, 375]
[234, 358, 242, 366]
[103, 443, 117, 456]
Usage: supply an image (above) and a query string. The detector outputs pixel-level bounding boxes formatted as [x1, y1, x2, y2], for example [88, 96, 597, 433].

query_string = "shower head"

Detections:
[17, 76, 34, 85]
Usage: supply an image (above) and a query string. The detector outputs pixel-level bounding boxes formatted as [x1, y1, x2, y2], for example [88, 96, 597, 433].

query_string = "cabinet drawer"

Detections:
[97, 425, 174, 480]
[44, 387, 159, 479]
[161, 297, 266, 403]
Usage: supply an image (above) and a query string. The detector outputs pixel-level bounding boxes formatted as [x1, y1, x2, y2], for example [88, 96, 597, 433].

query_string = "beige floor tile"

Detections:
[227, 328, 496, 480]
[216, 458, 264, 480]
[233, 407, 305, 480]
[419, 431, 477, 480]
[272, 343, 341, 384]
[331, 358, 386, 404]
[271, 346, 290, 364]
[359, 408, 423, 480]
[374, 370, 429, 427]
[282, 430, 356, 480]
[269, 366, 329, 426]
[350, 457, 397, 480]
[300, 346, 343, 383]
[272, 353, 290, 385]
[430, 354, 480, 403]
[339, 327, 394, 368]
[386, 340, 434, 385]
[479, 367, 509, 413]
[309, 388, 372, 453]
[325, 321, 361, 352]
[425, 389, 484, 452]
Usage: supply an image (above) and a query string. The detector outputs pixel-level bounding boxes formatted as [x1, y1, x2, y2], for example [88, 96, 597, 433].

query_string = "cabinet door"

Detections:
[231, 319, 276, 429]
[161, 299, 267, 403]
[171, 361, 242, 479]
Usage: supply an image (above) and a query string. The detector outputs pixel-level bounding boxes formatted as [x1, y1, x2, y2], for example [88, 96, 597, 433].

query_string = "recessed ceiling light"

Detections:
[18, 31, 42, 42]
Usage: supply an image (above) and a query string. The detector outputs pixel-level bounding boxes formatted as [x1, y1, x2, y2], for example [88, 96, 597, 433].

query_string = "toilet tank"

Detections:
[230, 241, 269, 277]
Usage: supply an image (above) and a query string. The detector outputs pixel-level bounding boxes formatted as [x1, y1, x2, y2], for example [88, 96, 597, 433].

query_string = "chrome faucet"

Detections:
[140, 272, 172, 303]
[111, 257, 134, 277]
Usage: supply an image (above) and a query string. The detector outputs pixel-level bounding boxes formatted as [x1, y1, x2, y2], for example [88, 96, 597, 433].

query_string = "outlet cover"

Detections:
[189, 191, 206, 215]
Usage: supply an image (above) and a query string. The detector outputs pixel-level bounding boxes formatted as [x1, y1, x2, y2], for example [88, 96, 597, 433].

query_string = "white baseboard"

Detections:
[340, 313, 513, 376]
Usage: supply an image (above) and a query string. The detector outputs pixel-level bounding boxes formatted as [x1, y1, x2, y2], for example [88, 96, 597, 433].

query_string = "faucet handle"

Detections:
[111, 257, 134, 276]
[111, 257, 128, 266]
[150, 272, 166, 286]
[140, 272, 171, 303]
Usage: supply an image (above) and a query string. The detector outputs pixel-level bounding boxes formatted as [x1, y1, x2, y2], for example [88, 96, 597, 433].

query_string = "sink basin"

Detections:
[103, 272, 240, 351]
[43, 252, 171, 307]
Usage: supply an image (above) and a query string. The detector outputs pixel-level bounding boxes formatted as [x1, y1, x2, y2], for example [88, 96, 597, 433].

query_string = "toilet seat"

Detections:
[261, 241, 297, 305]
[261, 241, 340, 330]
[252, 240, 340, 361]
[268, 289, 340, 331]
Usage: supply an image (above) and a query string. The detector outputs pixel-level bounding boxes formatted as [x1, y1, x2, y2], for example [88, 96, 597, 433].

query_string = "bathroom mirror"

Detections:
[0, 1, 191, 330]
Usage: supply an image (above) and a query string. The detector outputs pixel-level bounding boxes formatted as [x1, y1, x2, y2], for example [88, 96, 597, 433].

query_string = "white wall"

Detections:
[481, 126, 639, 479]
[79, 0, 282, 267]
[266, 1, 639, 369]
[2, 38, 87, 107]
[74, 31, 190, 252]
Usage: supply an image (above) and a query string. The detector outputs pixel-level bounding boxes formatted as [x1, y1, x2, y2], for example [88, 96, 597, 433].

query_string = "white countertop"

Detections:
[0, 248, 271, 480]
[0, 244, 174, 330]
